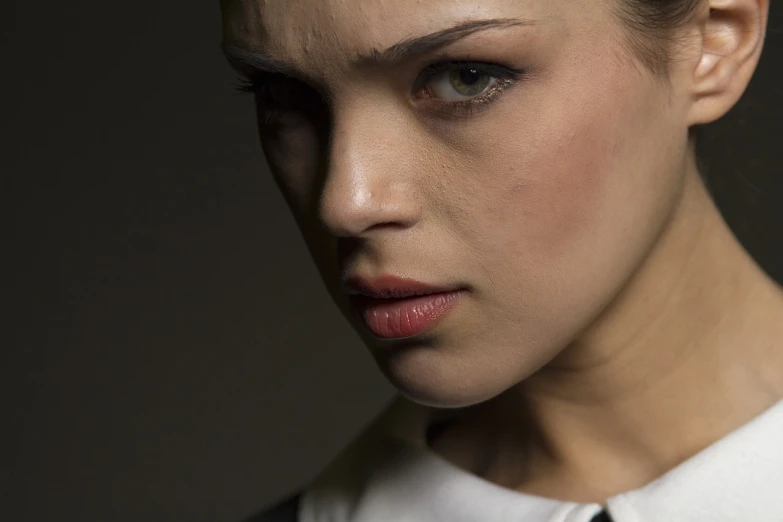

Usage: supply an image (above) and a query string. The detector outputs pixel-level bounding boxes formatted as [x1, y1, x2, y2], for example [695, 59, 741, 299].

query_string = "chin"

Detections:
[372, 345, 520, 410]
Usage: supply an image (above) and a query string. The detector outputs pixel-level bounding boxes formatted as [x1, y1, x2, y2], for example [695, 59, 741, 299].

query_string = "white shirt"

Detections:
[298, 395, 783, 522]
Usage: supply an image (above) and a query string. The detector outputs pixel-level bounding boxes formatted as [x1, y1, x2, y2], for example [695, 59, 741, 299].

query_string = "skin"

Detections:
[221, 0, 782, 503]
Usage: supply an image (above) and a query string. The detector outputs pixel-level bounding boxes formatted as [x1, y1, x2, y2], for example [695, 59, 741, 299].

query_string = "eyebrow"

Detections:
[222, 17, 536, 79]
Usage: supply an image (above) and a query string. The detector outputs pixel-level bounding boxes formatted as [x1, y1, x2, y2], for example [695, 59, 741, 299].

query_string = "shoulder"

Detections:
[242, 491, 303, 522]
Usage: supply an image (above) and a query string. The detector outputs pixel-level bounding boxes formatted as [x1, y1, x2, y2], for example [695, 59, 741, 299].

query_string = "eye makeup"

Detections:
[412, 59, 526, 118]
[234, 75, 324, 127]
[233, 55, 526, 125]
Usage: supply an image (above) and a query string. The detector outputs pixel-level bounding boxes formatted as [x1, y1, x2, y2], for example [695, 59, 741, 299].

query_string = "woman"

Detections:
[221, 0, 781, 520]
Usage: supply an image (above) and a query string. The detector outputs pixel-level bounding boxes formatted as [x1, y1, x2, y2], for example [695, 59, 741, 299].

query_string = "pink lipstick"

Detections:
[344, 275, 465, 339]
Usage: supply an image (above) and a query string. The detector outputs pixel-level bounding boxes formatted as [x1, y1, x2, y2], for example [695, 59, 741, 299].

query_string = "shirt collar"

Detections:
[301, 396, 783, 522]
[606, 395, 783, 521]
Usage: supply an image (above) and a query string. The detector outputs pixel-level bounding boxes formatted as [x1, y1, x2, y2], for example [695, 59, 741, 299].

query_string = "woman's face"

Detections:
[222, 0, 693, 407]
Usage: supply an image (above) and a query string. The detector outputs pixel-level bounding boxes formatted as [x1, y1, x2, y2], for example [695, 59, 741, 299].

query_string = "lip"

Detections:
[344, 275, 465, 339]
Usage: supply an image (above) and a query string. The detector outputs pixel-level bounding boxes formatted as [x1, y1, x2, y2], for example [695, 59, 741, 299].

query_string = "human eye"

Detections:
[233, 74, 325, 128]
[413, 60, 526, 118]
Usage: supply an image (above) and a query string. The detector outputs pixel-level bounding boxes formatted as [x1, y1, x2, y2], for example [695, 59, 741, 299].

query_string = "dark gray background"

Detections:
[4, 2, 781, 521]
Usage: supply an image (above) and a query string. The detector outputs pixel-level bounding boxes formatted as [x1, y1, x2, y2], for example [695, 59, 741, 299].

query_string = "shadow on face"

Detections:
[221, 0, 696, 407]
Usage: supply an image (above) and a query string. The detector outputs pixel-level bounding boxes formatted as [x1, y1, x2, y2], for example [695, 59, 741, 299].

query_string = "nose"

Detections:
[318, 103, 422, 238]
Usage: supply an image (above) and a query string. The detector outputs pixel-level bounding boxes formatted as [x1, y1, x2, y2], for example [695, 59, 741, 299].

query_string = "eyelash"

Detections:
[414, 60, 525, 117]
[233, 60, 526, 123]
[233, 78, 319, 127]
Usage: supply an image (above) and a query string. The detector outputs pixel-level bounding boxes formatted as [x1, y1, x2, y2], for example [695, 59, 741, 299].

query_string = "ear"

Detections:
[686, 0, 768, 126]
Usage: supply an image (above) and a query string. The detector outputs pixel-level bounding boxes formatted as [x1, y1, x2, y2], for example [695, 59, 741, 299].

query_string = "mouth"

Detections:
[343, 275, 466, 339]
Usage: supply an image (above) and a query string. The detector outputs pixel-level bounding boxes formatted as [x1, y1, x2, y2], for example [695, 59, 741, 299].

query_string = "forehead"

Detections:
[221, 0, 569, 75]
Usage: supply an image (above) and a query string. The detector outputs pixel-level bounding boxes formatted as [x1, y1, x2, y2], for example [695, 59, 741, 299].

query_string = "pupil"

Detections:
[460, 68, 480, 85]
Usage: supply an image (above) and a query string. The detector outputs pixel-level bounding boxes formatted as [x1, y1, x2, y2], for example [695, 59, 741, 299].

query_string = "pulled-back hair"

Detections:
[615, 0, 704, 77]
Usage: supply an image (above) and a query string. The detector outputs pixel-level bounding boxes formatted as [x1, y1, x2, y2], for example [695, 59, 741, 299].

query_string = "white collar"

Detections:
[300, 396, 783, 522]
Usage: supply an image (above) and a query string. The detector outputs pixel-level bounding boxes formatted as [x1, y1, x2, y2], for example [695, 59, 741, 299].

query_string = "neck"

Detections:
[430, 157, 783, 503]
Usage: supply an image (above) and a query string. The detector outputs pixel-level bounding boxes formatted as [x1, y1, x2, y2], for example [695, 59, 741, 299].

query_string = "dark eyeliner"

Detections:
[233, 59, 526, 122]
[233, 74, 326, 126]
[414, 60, 526, 118]
[416, 60, 525, 86]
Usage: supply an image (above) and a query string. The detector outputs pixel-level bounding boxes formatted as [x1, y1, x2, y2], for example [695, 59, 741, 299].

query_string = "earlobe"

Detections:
[687, 0, 768, 126]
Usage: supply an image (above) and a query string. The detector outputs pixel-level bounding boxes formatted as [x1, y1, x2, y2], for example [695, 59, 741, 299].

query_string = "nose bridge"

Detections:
[319, 99, 420, 237]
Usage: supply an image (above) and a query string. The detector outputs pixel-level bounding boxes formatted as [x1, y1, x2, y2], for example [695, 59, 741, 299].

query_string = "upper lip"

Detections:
[343, 274, 455, 299]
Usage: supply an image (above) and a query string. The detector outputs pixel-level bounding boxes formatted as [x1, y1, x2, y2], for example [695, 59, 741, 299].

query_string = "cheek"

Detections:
[446, 68, 677, 349]
[466, 111, 617, 275]
[260, 124, 344, 289]
[260, 121, 323, 212]
[515, 125, 611, 256]
[434, 80, 655, 349]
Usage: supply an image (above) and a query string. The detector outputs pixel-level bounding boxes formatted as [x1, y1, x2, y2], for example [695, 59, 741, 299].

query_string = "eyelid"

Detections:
[415, 60, 525, 88]
[236, 60, 526, 123]
[237, 60, 523, 98]
[411, 60, 525, 118]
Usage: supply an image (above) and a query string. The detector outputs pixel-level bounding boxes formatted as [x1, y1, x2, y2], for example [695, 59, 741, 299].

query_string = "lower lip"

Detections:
[351, 291, 465, 339]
